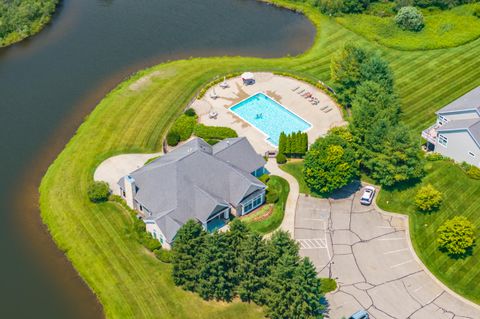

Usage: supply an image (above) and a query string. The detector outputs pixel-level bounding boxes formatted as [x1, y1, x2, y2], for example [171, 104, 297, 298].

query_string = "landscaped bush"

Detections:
[266, 189, 279, 204]
[395, 6, 425, 31]
[193, 124, 237, 140]
[205, 138, 220, 145]
[184, 108, 196, 117]
[460, 162, 480, 179]
[166, 131, 180, 146]
[320, 278, 338, 293]
[474, 6, 480, 18]
[154, 248, 173, 263]
[276, 152, 287, 164]
[425, 152, 443, 161]
[87, 181, 110, 203]
[258, 174, 270, 184]
[437, 216, 476, 256]
[170, 114, 197, 141]
[415, 184, 443, 211]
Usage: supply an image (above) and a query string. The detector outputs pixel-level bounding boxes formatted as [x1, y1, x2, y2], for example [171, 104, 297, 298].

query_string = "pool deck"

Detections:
[191, 72, 346, 154]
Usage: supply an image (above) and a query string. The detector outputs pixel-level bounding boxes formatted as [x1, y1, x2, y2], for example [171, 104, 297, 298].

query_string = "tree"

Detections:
[166, 131, 180, 146]
[342, 0, 370, 13]
[318, 0, 345, 16]
[304, 134, 359, 194]
[237, 233, 270, 304]
[267, 230, 300, 265]
[87, 181, 110, 203]
[331, 42, 368, 106]
[415, 184, 443, 211]
[265, 256, 325, 319]
[437, 216, 476, 256]
[359, 55, 395, 93]
[197, 232, 236, 301]
[278, 132, 287, 155]
[362, 123, 425, 186]
[172, 220, 206, 291]
[395, 6, 425, 32]
[351, 81, 400, 142]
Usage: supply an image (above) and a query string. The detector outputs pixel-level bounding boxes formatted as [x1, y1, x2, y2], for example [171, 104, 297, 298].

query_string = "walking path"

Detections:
[265, 158, 299, 235]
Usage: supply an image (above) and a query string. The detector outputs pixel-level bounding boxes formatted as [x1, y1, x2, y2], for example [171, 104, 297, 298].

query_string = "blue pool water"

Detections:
[230, 93, 311, 146]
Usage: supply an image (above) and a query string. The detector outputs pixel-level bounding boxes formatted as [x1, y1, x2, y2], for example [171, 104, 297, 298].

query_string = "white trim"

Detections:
[228, 92, 313, 148]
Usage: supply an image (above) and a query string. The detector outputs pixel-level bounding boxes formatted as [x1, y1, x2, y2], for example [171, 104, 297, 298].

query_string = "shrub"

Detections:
[184, 108, 196, 117]
[166, 131, 180, 146]
[154, 248, 173, 263]
[437, 216, 476, 256]
[266, 189, 279, 204]
[205, 138, 220, 145]
[415, 184, 443, 211]
[318, 0, 345, 16]
[87, 181, 110, 203]
[170, 114, 196, 141]
[474, 6, 480, 18]
[467, 166, 480, 180]
[395, 6, 425, 32]
[320, 278, 337, 293]
[258, 174, 270, 184]
[276, 153, 287, 164]
[193, 124, 237, 140]
[425, 152, 443, 161]
[140, 233, 162, 251]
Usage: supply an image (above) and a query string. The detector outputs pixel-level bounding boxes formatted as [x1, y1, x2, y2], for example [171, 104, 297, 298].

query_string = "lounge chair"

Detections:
[320, 105, 329, 110]
[324, 108, 332, 113]
[292, 86, 299, 92]
[209, 111, 218, 119]
[297, 89, 305, 94]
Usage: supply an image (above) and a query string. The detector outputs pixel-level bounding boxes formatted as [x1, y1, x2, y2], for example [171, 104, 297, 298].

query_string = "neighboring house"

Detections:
[118, 137, 267, 249]
[422, 87, 480, 167]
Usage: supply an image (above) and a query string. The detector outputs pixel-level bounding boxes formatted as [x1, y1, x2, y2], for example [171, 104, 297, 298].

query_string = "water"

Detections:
[0, 0, 314, 318]
[230, 93, 311, 145]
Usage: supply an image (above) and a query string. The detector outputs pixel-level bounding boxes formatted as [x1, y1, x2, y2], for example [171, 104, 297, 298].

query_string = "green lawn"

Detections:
[243, 176, 290, 234]
[279, 160, 323, 197]
[39, 0, 480, 316]
[337, 4, 480, 50]
[377, 160, 480, 303]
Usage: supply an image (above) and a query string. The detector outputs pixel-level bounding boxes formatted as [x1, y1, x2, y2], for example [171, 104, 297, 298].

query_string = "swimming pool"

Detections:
[229, 93, 311, 146]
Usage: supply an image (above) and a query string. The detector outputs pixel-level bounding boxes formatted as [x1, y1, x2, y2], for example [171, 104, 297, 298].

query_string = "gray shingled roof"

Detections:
[213, 137, 266, 173]
[118, 138, 265, 243]
[436, 87, 480, 114]
[437, 118, 480, 147]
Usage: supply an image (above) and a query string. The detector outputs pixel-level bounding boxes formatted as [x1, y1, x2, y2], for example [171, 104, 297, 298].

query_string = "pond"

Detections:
[0, 0, 314, 318]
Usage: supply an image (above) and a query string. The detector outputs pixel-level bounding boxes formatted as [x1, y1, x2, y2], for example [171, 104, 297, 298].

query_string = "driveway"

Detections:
[294, 184, 480, 319]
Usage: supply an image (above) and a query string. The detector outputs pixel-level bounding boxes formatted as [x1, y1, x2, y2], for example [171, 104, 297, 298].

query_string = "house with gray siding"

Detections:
[118, 137, 266, 249]
[422, 87, 480, 166]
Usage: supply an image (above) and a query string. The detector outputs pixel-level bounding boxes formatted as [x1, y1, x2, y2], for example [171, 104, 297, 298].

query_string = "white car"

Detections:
[360, 186, 375, 205]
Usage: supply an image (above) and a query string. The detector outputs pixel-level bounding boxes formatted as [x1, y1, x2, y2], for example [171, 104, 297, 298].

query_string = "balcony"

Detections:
[422, 124, 439, 145]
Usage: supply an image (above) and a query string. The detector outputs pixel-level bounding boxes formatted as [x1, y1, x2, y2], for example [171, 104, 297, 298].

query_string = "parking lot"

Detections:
[294, 184, 480, 319]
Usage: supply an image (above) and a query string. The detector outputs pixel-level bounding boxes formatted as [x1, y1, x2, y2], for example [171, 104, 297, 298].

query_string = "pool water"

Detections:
[230, 93, 311, 146]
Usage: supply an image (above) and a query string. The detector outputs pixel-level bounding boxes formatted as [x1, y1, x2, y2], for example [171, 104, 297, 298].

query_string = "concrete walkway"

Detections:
[265, 158, 299, 236]
[94, 152, 162, 194]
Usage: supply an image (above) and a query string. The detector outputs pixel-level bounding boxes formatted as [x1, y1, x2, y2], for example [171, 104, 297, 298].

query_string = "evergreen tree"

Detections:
[291, 258, 325, 318]
[285, 134, 292, 156]
[303, 133, 309, 155]
[237, 233, 271, 304]
[278, 132, 287, 155]
[267, 230, 299, 265]
[172, 220, 207, 291]
[227, 219, 251, 286]
[197, 232, 236, 301]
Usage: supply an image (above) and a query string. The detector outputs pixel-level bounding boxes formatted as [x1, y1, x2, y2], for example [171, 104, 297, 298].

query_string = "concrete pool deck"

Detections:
[191, 72, 346, 154]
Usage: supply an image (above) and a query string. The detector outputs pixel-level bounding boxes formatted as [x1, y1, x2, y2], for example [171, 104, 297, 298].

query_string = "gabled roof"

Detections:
[437, 118, 480, 147]
[436, 87, 480, 115]
[118, 137, 266, 243]
[213, 137, 266, 173]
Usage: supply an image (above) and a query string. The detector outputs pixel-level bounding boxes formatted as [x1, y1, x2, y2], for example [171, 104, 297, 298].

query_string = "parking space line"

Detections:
[390, 260, 413, 269]
[383, 248, 409, 255]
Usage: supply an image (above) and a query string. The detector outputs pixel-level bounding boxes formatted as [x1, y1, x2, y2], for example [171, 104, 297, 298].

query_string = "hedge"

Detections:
[193, 124, 237, 140]
[170, 114, 197, 141]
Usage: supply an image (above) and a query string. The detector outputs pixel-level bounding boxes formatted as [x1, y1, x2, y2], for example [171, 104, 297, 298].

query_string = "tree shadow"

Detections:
[329, 180, 362, 200]
[438, 243, 475, 260]
[381, 177, 422, 193]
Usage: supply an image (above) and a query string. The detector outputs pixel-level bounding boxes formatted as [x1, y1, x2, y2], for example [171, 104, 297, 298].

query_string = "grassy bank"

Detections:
[337, 4, 480, 50]
[243, 176, 290, 234]
[39, 0, 480, 316]
[377, 160, 480, 304]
